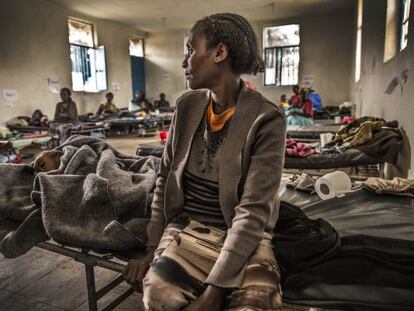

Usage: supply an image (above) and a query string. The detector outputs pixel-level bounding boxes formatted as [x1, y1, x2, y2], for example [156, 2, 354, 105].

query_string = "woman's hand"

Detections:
[182, 285, 226, 311]
[123, 246, 156, 291]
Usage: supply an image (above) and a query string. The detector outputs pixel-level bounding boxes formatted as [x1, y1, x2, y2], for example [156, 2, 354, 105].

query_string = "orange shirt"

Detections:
[207, 101, 236, 132]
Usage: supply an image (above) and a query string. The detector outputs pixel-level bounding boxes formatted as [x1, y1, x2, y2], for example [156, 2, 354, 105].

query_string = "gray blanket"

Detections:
[0, 164, 46, 257]
[0, 135, 160, 257]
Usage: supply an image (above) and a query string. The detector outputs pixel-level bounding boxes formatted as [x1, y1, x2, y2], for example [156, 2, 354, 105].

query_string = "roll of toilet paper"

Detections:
[315, 171, 352, 200]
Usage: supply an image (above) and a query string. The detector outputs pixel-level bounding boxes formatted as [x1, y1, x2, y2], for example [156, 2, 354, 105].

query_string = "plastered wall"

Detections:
[145, 8, 354, 107]
[352, 0, 414, 177]
[0, 0, 146, 124]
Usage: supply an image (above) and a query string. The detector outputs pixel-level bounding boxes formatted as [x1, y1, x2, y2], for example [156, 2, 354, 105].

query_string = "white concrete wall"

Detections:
[145, 30, 188, 106]
[145, 8, 355, 107]
[0, 0, 146, 124]
[352, 0, 414, 177]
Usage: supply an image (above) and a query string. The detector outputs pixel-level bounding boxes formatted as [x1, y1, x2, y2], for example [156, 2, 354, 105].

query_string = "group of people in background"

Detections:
[53, 84, 320, 127]
[53, 88, 171, 125]
[129, 91, 170, 113]
[279, 85, 323, 126]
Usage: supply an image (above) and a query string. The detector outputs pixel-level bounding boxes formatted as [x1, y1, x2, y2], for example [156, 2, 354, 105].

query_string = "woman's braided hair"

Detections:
[191, 13, 264, 75]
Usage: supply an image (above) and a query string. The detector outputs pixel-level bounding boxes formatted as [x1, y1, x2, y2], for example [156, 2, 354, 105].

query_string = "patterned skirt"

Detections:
[142, 215, 282, 311]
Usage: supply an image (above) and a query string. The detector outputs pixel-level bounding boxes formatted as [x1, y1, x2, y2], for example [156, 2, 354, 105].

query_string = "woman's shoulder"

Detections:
[255, 91, 285, 119]
[175, 89, 209, 109]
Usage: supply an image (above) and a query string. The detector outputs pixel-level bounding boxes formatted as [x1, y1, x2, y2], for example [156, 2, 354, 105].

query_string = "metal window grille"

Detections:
[264, 46, 299, 86]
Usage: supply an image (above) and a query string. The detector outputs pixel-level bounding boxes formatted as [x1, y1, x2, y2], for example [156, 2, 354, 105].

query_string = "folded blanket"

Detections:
[365, 177, 414, 197]
[0, 135, 160, 257]
[324, 116, 398, 152]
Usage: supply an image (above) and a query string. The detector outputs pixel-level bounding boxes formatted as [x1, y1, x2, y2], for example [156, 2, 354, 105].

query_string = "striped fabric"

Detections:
[182, 170, 226, 227]
[142, 219, 282, 311]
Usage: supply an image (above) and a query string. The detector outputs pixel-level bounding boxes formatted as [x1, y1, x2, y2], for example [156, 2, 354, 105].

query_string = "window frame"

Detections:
[68, 18, 95, 48]
[68, 17, 107, 93]
[384, 0, 411, 62]
[399, 0, 411, 51]
[263, 24, 300, 87]
[129, 37, 145, 57]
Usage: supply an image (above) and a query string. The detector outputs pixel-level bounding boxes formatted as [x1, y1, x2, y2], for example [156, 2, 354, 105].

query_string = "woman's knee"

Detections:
[142, 269, 189, 311]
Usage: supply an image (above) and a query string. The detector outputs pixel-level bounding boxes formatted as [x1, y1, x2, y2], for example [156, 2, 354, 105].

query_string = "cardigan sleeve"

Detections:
[145, 110, 177, 247]
[206, 108, 286, 288]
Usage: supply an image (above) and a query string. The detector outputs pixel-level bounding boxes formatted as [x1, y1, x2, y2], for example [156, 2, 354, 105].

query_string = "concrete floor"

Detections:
[1, 135, 334, 311]
[0, 247, 145, 310]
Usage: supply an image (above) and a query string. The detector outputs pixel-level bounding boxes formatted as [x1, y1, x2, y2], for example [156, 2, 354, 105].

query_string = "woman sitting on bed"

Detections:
[54, 88, 78, 124]
[96, 92, 119, 117]
[123, 12, 286, 311]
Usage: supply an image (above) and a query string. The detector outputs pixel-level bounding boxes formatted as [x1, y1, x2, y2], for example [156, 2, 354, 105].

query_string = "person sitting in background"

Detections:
[54, 88, 78, 123]
[153, 93, 170, 108]
[308, 88, 323, 112]
[129, 90, 152, 113]
[288, 84, 301, 108]
[280, 94, 289, 109]
[96, 92, 119, 116]
[299, 87, 314, 118]
[285, 87, 314, 126]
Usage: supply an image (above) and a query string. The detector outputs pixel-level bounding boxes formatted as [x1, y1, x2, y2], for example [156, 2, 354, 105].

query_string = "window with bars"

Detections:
[400, 0, 411, 50]
[384, 0, 411, 61]
[263, 24, 300, 86]
[68, 18, 107, 92]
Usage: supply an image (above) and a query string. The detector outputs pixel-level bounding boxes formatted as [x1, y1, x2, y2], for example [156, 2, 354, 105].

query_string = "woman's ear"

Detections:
[214, 43, 229, 63]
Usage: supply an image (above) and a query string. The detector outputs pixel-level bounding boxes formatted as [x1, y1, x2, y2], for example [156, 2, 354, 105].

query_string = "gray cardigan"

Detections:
[146, 84, 286, 288]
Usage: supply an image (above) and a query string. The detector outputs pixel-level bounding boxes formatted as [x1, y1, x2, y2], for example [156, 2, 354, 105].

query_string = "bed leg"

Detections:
[85, 264, 98, 311]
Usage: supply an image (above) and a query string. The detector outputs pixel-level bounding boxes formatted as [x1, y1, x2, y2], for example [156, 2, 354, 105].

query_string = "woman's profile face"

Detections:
[182, 33, 216, 90]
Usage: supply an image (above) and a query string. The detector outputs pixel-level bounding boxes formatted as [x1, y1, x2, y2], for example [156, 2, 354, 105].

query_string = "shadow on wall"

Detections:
[145, 59, 187, 105]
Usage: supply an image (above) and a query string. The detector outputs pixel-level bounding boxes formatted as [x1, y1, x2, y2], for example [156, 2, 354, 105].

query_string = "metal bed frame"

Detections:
[286, 124, 341, 140]
[37, 241, 135, 311]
